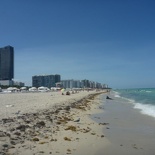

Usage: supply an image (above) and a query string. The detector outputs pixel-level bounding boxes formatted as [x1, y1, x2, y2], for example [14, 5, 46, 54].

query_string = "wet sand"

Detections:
[93, 93, 155, 155]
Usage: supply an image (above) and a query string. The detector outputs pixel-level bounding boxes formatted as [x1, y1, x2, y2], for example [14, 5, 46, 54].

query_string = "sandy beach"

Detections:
[1, 90, 155, 155]
[0, 90, 109, 155]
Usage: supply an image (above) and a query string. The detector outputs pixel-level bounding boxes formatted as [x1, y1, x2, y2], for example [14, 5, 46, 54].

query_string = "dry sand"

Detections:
[0, 90, 109, 155]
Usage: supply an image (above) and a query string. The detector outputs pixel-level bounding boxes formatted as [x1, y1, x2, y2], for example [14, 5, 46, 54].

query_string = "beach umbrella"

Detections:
[7, 87, 18, 91]
[38, 86, 49, 92]
[20, 87, 27, 90]
[29, 87, 37, 91]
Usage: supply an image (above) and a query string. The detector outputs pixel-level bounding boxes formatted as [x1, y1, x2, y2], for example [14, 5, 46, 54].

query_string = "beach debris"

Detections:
[13, 131, 21, 136]
[0, 131, 6, 137]
[16, 125, 29, 132]
[99, 106, 104, 109]
[32, 137, 40, 141]
[65, 126, 77, 132]
[75, 104, 85, 110]
[2, 118, 14, 124]
[101, 135, 104, 138]
[15, 110, 21, 115]
[64, 137, 71, 141]
[74, 118, 80, 122]
[64, 106, 71, 111]
[67, 149, 71, 154]
[35, 121, 45, 128]
[10, 141, 16, 145]
[81, 127, 91, 133]
[99, 123, 109, 125]
[132, 144, 138, 149]
[39, 141, 48, 144]
[51, 138, 57, 141]
[0, 92, 104, 154]
[2, 144, 9, 150]
[5, 104, 14, 108]
[56, 116, 70, 124]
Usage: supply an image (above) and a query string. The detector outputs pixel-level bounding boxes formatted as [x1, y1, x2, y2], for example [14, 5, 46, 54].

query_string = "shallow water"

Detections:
[113, 88, 155, 118]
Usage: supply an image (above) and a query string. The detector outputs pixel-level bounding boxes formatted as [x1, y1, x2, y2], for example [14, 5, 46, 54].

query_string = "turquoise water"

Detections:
[114, 88, 155, 118]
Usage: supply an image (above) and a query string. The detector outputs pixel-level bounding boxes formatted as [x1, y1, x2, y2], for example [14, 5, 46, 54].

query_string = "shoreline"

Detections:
[93, 92, 155, 155]
[0, 91, 108, 155]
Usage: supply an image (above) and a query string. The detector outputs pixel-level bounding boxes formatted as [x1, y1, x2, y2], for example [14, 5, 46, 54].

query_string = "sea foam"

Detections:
[134, 102, 155, 118]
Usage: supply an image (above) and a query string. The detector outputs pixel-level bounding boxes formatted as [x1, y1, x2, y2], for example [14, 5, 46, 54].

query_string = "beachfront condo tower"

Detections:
[32, 74, 61, 88]
[0, 46, 14, 80]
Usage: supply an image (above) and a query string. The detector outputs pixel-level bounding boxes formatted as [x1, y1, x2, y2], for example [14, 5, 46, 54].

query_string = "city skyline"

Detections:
[0, 1, 155, 88]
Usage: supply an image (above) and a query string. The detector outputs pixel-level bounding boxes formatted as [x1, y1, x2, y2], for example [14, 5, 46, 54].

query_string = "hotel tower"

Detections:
[0, 45, 14, 80]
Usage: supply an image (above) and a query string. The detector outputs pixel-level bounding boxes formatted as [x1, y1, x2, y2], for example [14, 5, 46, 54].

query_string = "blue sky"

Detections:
[0, 0, 155, 88]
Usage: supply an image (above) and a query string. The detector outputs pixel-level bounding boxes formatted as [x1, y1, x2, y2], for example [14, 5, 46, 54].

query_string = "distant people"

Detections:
[106, 96, 113, 100]
[66, 91, 70, 95]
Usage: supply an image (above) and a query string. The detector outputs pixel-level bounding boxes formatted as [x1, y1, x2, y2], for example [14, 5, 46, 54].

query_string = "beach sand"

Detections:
[1, 90, 155, 155]
[0, 90, 109, 155]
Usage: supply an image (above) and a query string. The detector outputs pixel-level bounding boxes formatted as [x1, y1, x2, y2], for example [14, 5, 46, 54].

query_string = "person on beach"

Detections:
[106, 96, 113, 100]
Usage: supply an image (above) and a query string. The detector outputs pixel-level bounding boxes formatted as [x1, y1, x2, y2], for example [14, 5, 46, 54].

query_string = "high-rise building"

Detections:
[55, 74, 61, 83]
[61, 79, 83, 89]
[0, 46, 14, 80]
[32, 74, 61, 88]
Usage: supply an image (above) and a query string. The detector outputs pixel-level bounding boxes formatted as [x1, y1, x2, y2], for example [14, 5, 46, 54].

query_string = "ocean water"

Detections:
[113, 88, 155, 118]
